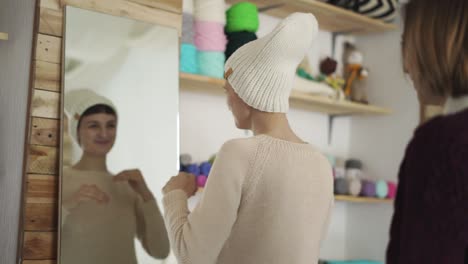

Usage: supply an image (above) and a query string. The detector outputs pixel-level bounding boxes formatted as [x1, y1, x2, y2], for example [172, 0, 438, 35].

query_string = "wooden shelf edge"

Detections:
[0, 32, 8, 40]
[180, 73, 392, 116]
[335, 195, 393, 203]
[198, 188, 392, 204]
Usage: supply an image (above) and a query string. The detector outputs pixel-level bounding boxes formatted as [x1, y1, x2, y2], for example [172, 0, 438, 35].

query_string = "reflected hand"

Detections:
[162, 172, 197, 197]
[63, 184, 110, 211]
[114, 169, 154, 202]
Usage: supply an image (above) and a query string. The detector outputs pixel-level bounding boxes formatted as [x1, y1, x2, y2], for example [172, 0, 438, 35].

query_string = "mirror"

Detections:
[60, 6, 178, 264]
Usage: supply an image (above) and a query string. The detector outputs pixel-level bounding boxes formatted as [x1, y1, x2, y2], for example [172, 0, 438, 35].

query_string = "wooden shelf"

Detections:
[198, 188, 391, 204]
[180, 73, 391, 116]
[335, 195, 393, 203]
[0, 32, 8, 40]
[226, 0, 397, 34]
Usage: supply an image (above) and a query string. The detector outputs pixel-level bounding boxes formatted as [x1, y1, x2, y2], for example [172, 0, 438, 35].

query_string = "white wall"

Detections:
[346, 12, 419, 261]
[180, 3, 352, 259]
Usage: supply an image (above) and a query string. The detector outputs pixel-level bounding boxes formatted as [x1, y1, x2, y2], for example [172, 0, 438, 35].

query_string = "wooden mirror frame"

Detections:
[18, 1, 182, 263]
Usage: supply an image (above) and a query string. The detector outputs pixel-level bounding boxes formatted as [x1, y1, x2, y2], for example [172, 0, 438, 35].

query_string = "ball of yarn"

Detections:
[345, 168, 362, 179]
[387, 181, 397, 199]
[375, 180, 389, 198]
[194, 0, 226, 24]
[360, 180, 376, 197]
[334, 178, 348, 195]
[225, 31, 257, 60]
[185, 164, 201, 176]
[180, 43, 198, 74]
[199, 162, 212, 176]
[334, 167, 346, 178]
[198, 51, 225, 78]
[180, 153, 192, 166]
[320, 57, 338, 75]
[182, 13, 194, 44]
[183, 0, 193, 13]
[348, 178, 362, 196]
[197, 175, 208, 187]
[225, 2, 259, 33]
[194, 21, 227, 52]
[345, 159, 363, 170]
[335, 178, 361, 196]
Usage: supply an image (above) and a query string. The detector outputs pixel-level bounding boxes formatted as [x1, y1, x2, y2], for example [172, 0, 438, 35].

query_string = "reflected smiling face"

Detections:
[77, 113, 117, 157]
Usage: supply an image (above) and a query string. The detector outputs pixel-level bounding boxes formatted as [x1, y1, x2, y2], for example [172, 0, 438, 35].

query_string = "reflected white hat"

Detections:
[64, 89, 117, 144]
[224, 12, 318, 113]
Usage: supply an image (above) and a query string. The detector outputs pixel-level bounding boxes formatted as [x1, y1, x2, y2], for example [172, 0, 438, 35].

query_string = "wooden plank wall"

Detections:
[20, 0, 182, 263]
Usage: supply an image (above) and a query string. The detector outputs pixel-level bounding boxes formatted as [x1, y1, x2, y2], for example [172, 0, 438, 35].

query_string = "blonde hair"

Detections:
[402, 0, 468, 98]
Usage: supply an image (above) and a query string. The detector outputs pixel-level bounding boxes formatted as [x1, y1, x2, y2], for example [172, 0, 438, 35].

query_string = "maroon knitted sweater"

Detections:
[387, 108, 468, 263]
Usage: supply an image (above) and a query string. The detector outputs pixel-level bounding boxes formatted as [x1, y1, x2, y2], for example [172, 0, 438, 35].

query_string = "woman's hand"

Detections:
[63, 184, 110, 211]
[162, 172, 197, 197]
[114, 169, 155, 202]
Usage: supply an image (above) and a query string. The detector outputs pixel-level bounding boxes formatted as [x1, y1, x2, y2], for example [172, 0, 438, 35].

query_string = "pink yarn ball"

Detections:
[387, 181, 397, 199]
[197, 175, 208, 187]
[194, 21, 227, 51]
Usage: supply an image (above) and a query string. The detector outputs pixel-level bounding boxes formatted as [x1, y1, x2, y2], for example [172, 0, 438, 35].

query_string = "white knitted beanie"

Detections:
[224, 12, 318, 113]
[64, 89, 117, 144]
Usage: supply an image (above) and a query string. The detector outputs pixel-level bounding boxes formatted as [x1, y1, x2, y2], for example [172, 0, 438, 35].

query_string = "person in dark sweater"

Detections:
[386, 0, 468, 263]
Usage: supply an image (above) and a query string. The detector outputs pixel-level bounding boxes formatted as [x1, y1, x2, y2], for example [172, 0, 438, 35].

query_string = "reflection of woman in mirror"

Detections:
[61, 89, 169, 264]
[161, 13, 333, 264]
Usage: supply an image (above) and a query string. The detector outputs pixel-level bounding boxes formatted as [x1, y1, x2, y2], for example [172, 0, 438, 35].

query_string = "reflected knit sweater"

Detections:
[387, 97, 468, 263]
[61, 168, 169, 264]
[163, 134, 334, 264]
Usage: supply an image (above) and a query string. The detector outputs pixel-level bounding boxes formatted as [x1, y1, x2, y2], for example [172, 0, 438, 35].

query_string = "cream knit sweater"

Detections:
[163, 135, 334, 264]
[61, 167, 169, 264]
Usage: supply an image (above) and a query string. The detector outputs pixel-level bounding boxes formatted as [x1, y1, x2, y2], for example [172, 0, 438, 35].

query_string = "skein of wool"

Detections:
[334, 167, 346, 178]
[225, 31, 257, 60]
[225, 2, 259, 33]
[334, 178, 361, 196]
[387, 181, 397, 199]
[182, 13, 195, 44]
[360, 180, 376, 197]
[194, 0, 226, 24]
[183, 0, 194, 13]
[334, 178, 348, 195]
[198, 51, 225, 78]
[194, 20, 227, 51]
[180, 43, 198, 74]
[180, 153, 193, 166]
[348, 178, 362, 196]
[185, 164, 201, 176]
[197, 175, 208, 187]
[199, 162, 212, 176]
[375, 180, 389, 198]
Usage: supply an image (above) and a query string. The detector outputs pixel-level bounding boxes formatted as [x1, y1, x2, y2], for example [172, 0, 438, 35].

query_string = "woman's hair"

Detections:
[77, 104, 117, 129]
[402, 0, 468, 98]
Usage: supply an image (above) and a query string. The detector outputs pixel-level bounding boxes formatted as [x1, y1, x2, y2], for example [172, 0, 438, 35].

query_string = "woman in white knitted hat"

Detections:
[162, 13, 334, 264]
[61, 89, 169, 264]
